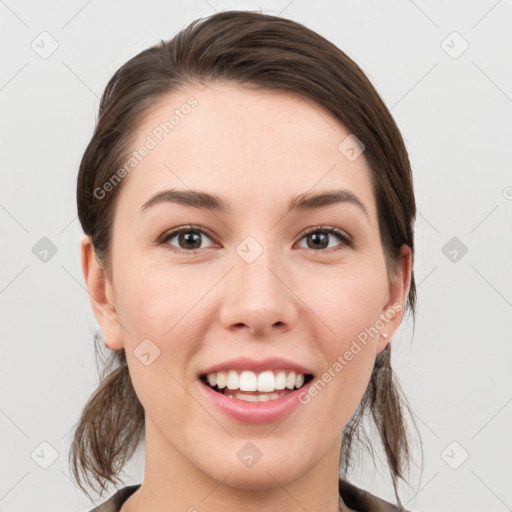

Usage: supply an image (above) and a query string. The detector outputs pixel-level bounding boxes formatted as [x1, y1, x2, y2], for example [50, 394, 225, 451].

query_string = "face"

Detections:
[82, 82, 411, 492]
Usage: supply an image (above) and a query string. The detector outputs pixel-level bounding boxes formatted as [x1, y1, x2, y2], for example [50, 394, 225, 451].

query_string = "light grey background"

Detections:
[1, 1, 511, 511]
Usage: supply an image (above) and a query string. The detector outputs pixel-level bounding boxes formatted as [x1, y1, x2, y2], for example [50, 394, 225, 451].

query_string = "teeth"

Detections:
[275, 371, 286, 390]
[226, 370, 239, 390]
[204, 369, 308, 393]
[216, 371, 227, 389]
[257, 371, 274, 392]
[225, 390, 291, 401]
[207, 373, 217, 387]
[240, 370, 258, 391]
[286, 371, 296, 390]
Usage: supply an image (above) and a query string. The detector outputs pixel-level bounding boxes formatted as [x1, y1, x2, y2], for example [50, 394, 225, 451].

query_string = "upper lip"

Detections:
[199, 357, 314, 377]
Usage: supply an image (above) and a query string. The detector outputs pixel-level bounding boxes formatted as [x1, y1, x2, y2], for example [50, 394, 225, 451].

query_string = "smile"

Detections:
[200, 370, 314, 402]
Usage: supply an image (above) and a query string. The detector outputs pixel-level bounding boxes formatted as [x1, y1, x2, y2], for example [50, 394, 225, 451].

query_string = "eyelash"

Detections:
[158, 224, 355, 255]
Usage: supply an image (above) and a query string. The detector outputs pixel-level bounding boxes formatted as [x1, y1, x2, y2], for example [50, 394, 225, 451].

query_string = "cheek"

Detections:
[304, 267, 387, 339]
[301, 269, 384, 405]
[336, 345, 375, 395]
[114, 258, 190, 337]
[113, 263, 205, 406]
[311, 336, 376, 433]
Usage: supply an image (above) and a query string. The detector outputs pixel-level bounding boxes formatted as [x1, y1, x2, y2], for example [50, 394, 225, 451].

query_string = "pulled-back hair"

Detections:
[71, 10, 421, 510]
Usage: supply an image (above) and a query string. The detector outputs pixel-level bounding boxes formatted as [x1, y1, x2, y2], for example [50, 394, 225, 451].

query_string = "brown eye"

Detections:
[297, 226, 353, 251]
[160, 226, 216, 254]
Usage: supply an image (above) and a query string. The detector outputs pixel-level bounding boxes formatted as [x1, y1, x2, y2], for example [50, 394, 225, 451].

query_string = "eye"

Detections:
[158, 224, 354, 255]
[158, 225, 217, 254]
[296, 226, 354, 251]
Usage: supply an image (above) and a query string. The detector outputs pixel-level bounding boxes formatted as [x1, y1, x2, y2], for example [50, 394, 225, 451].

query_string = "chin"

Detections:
[200, 451, 309, 492]
[221, 467, 299, 492]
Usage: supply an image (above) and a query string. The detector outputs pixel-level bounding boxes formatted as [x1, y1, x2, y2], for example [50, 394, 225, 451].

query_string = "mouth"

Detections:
[199, 370, 314, 402]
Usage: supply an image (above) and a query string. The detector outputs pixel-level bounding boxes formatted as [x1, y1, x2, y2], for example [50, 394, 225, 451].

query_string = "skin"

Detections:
[81, 82, 411, 512]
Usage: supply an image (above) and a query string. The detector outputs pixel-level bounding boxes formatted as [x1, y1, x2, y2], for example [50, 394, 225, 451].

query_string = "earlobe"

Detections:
[375, 332, 389, 354]
[80, 235, 124, 350]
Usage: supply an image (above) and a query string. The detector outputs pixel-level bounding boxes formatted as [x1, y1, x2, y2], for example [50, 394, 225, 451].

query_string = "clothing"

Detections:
[88, 478, 407, 512]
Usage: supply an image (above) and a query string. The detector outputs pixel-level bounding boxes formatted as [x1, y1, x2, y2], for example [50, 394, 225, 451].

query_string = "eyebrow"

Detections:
[139, 188, 369, 218]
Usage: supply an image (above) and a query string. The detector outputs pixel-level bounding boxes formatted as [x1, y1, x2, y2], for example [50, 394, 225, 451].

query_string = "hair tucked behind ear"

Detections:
[72, 9, 422, 505]
[69, 331, 144, 497]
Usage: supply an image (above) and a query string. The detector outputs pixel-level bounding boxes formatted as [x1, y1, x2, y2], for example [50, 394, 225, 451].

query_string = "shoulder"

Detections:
[339, 478, 408, 512]
[87, 484, 141, 512]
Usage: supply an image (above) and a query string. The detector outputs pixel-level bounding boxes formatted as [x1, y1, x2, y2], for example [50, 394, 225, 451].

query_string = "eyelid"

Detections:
[164, 224, 217, 240]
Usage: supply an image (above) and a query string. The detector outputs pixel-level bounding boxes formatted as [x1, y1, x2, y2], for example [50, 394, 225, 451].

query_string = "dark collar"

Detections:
[339, 478, 406, 511]
[89, 478, 406, 512]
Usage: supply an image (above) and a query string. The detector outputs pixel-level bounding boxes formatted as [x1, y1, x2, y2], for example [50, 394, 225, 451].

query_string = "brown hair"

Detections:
[71, 10, 421, 509]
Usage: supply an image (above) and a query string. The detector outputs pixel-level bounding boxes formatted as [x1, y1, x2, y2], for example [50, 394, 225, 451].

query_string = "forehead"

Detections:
[134, 81, 347, 149]
[119, 81, 377, 223]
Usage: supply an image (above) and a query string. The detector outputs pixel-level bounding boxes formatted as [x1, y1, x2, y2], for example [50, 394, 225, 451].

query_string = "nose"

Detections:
[219, 243, 300, 337]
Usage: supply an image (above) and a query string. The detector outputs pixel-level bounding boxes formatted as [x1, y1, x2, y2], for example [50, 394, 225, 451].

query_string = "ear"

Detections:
[80, 234, 124, 350]
[375, 244, 412, 354]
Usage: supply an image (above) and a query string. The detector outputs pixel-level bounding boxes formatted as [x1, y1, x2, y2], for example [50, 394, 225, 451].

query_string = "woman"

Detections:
[71, 10, 421, 512]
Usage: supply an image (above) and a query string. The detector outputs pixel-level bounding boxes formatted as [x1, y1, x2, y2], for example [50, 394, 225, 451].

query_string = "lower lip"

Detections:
[198, 379, 313, 425]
